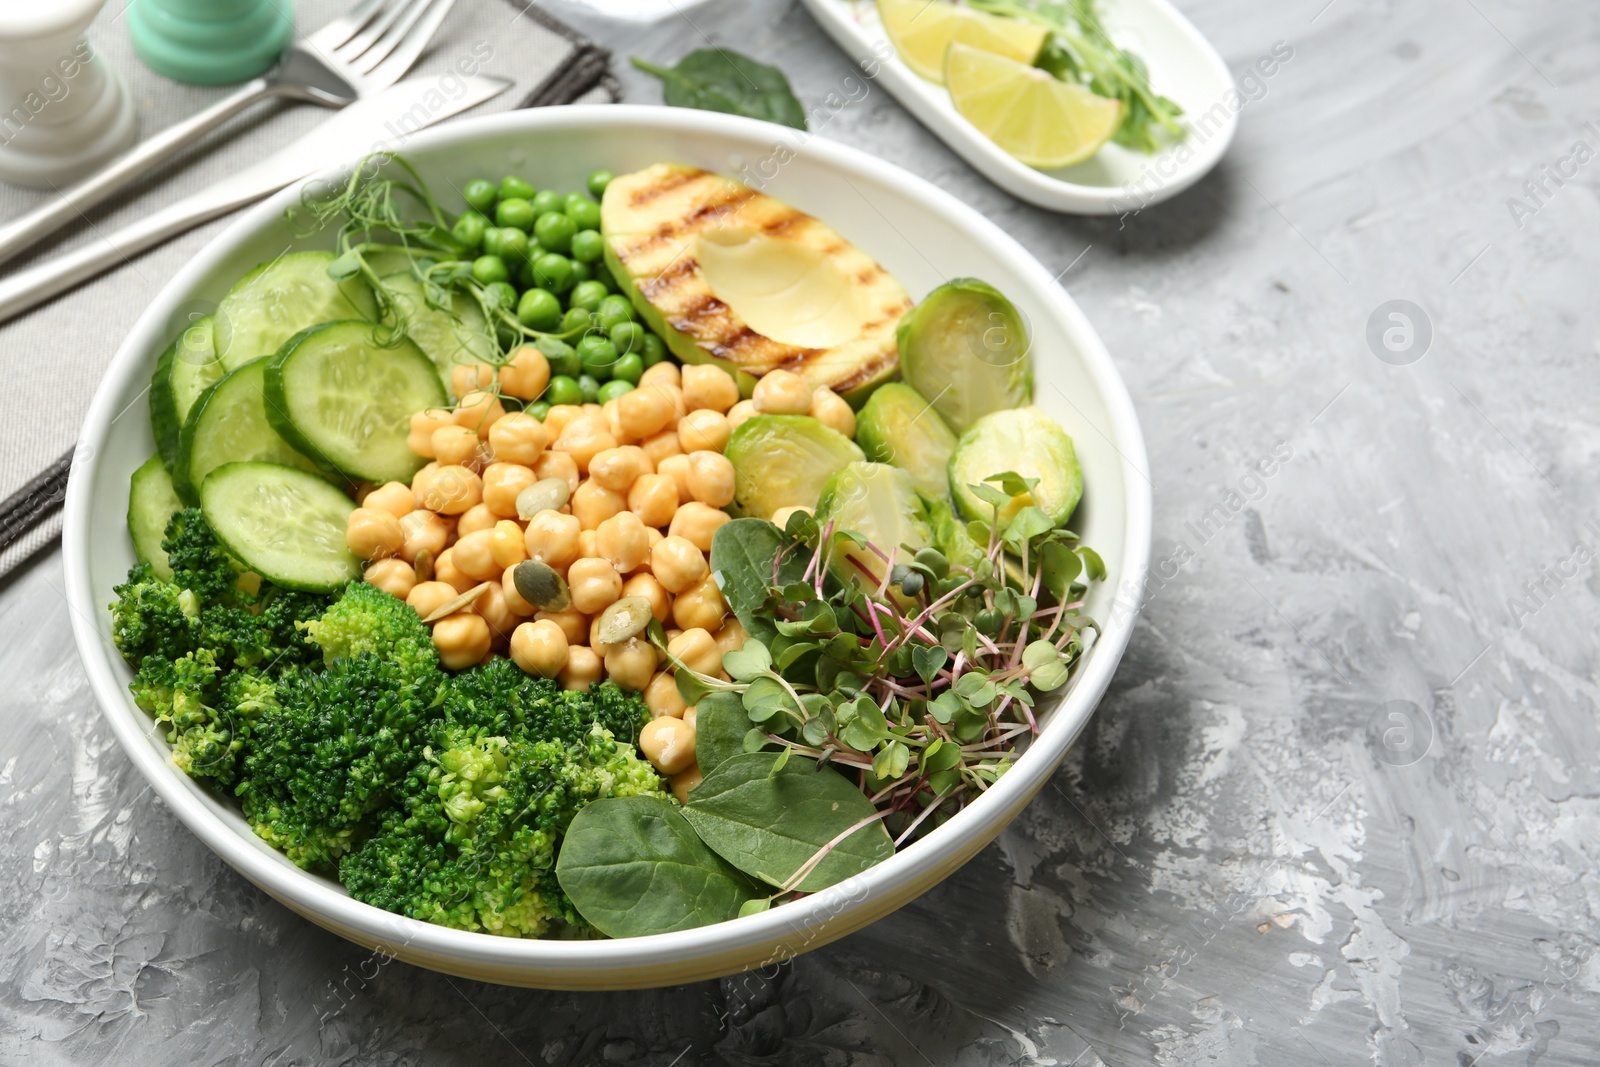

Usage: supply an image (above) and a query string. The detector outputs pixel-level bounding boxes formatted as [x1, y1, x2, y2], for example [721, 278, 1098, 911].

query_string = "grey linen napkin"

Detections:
[0, 0, 619, 580]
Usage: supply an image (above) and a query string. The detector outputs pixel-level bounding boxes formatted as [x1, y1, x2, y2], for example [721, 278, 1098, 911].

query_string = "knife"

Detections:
[0, 73, 512, 325]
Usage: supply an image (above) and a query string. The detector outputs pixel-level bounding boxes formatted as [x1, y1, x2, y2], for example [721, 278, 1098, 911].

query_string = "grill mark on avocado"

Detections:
[624, 166, 703, 208]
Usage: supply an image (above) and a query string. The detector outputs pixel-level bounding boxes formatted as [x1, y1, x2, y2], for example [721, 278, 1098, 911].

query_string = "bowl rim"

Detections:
[62, 104, 1151, 977]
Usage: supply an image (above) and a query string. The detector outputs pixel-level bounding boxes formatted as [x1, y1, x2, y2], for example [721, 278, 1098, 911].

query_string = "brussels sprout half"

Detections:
[815, 462, 934, 594]
[724, 414, 864, 520]
[896, 278, 1033, 434]
[948, 406, 1082, 527]
[854, 382, 959, 504]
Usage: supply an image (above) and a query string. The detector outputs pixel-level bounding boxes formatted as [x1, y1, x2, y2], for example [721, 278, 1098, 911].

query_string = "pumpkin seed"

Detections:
[421, 582, 492, 623]
[513, 559, 571, 611]
[596, 596, 655, 646]
[516, 477, 573, 520]
[412, 548, 434, 584]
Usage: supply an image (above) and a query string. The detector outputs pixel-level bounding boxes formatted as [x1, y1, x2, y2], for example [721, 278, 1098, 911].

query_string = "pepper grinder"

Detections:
[128, 0, 293, 86]
[0, 1, 137, 189]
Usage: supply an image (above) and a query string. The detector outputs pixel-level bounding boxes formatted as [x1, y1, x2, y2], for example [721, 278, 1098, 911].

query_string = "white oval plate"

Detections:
[802, 0, 1238, 215]
[63, 106, 1151, 989]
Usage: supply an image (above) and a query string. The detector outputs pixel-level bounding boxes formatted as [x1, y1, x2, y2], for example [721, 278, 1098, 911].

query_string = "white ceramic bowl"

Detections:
[63, 106, 1151, 989]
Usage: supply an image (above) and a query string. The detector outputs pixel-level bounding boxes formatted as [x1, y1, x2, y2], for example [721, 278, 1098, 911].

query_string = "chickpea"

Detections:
[497, 345, 551, 401]
[398, 510, 449, 563]
[451, 529, 500, 582]
[617, 387, 673, 440]
[553, 417, 617, 473]
[490, 519, 527, 569]
[605, 637, 658, 692]
[417, 464, 482, 515]
[533, 450, 580, 493]
[726, 399, 758, 431]
[430, 424, 479, 469]
[542, 404, 586, 438]
[409, 461, 439, 501]
[640, 427, 683, 468]
[588, 445, 651, 492]
[667, 627, 722, 677]
[682, 706, 698, 731]
[627, 473, 679, 528]
[809, 386, 856, 438]
[670, 502, 731, 552]
[671, 764, 703, 805]
[672, 574, 728, 632]
[488, 412, 549, 465]
[583, 402, 604, 418]
[536, 608, 588, 646]
[644, 671, 688, 718]
[450, 361, 496, 398]
[685, 451, 736, 508]
[454, 390, 505, 438]
[456, 502, 498, 538]
[622, 573, 671, 623]
[560, 645, 603, 692]
[639, 716, 696, 775]
[657, 453, 692, 504]
[346, 507, 404, 560]
[577, 529, 598, 559]
[476, 580, 519, 641]
[482, 461, 537, 518]
[523, 510, 582, 568]
[714, 617, 749, 657]
[433, 612, 491, 670]
[407, 409, 455, 457]
[571, 480, 627, 531]
[639, 361, 680, 389]
[434, 548, 476, 594]
[595, 511, 651, 573]
[588, 613, 615, 658]
[510, 619, 569, 678]
[662, 383, 688, 423]
[364, 558, 416, 600]
[646, 527, 665, 551]
[568, 557, 623, 614]
[363, 481, 416, 519]
[752, 369, 813, 415]
[682, 364, 740, 413]
[407, 580, 459, 619]
[678, 409, 731, 454]
[501, 565, 538, 616]
[651, 535, 709, 594]
[769, 505, 812, 532]
[602, 399, 634, 446]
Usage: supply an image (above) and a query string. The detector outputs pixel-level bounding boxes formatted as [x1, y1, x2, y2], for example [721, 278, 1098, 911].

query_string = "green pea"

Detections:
[480, 227, 505, 257]
[531, 190, 563, 215]
[527, 400, 552, 421]
[569, 229, 604, 264]
[537, 337, 581, 378]
[596, 294, 637, 332]
[500, 175, 536, 200]
[597, 378, 634, 403]
[472, 254, 510, 285]
[586, 170, 613, 199]
[578, 373, 601, 403]
[569, 280, 609, 313]
[463, 178, 498, 213]
[451, 210, 488, 250]
[495, 197, 536, 230]
[534, 211, 577, 254]
[516, 288, 562, 331]
[544, 375, 583, 407]
[577, 335, 619, 377]
[592, 261, 618, 292]
[570, 260, 593, 285]
[564, 194, 601, 230]
[533, 253, 575, 293]
[495, 226, 529, 263]
[560, 306, 594, 334]
[610, 352, 644, 385]
[609, 321, 647, 355]
[485, 281, 518, 311]
[639, 334, 666, 368]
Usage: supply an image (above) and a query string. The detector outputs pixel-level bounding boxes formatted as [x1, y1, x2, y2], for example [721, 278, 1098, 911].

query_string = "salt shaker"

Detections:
[128, 0, 293, 86]
[0, 0, 137, 189]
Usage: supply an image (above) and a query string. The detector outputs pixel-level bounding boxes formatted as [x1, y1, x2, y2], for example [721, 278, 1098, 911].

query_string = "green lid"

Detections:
[128, 0, 294, 86]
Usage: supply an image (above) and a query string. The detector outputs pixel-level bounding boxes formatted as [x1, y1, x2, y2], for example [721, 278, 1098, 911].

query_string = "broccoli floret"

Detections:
[163, 507, 250, 607]
[341, 724, 663, 937]
[301, 580, 436, 673]
[111, 563, 201, 663]
[438, 658, 649, 747]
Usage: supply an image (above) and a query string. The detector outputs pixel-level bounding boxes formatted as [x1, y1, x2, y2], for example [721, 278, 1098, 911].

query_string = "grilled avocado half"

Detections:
[601, 163, 911, 403]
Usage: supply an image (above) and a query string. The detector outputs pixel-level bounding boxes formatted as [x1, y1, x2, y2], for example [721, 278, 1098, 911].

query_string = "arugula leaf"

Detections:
[555, 796, 763, 937]
[632, 50, 807, 130]
[682, 753, 893, 891]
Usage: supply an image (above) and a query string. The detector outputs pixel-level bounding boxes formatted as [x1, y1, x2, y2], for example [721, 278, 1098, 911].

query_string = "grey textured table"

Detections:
[3, 1, 1597, 1064]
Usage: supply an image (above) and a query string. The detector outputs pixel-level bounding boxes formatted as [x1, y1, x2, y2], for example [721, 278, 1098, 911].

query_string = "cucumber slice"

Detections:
[149, 317, 225, 469]
[214, 251, 378, 371]
[265, 321, 446, 483]
[378, 271, 496, 395]
[176, 357, 323, 504]
[200, 461, 359, 593]
[129, 453, 182, 580]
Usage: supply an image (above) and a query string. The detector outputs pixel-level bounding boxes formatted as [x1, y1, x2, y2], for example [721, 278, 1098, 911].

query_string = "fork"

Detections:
[0, 0, 456, 267]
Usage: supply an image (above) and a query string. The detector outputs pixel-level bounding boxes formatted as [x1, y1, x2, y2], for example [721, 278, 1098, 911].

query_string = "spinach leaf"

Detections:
[694, 691, 752, 775]
[631, 50, 807, 131]
[555, 795, 761, 937]
[682, 753, 893, 892]
[709, 518, 810, 644]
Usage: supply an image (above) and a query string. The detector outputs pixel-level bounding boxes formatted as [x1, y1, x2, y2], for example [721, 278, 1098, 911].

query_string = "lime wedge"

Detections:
[945, 42, 1122, 168]
[877, 0, 1048, 84]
